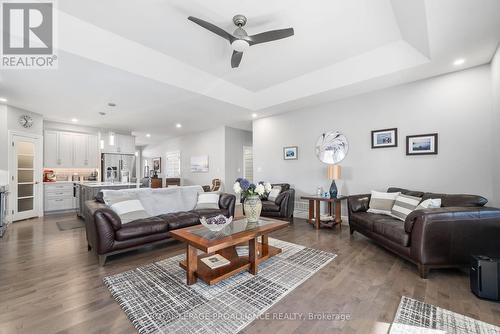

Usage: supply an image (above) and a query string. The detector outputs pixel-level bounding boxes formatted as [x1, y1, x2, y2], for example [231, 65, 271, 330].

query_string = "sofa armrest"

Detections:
[404, 207, 500, 233]
[407, 206, 500, 266]
[348, 194, 371, 214]
[275, 189, 295, 218]
[219, 193, 236, 218]
[92, 208, 122, 254]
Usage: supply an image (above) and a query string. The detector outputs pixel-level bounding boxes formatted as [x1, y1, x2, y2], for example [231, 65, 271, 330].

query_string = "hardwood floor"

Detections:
[1, 213, 499, 334]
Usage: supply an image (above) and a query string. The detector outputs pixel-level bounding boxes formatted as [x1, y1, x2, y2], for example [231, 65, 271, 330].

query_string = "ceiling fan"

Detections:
[188, 14, 294, 68]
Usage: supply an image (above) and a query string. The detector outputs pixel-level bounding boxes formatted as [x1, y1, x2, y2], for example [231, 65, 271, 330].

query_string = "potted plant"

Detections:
[233, 178, 272, 223]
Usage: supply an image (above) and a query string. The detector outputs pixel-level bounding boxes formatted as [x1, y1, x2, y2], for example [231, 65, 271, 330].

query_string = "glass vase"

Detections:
[243, 195, 262, 223]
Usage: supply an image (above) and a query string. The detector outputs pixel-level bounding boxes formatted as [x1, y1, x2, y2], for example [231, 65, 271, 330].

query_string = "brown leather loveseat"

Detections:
[84, 192, 235, 266]
[348, 187, 500, 278]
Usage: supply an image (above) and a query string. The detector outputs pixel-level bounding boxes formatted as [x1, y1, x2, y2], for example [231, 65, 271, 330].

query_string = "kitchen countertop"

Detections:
[44, 181, 140, 187]
[79, 182, 141, 188]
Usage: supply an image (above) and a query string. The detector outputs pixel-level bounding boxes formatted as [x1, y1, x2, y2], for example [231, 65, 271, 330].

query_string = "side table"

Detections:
[300, 195, 348, 229]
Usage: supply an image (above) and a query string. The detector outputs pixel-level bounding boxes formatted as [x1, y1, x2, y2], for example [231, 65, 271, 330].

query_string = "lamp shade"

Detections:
[327, 164, 341, 180]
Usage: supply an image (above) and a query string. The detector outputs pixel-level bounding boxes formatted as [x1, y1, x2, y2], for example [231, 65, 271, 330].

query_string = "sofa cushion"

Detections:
[262, 200, 280, 212]
[268, 187, 282, 202]
[372, 219, 410, 247]
[115, 216, 168, 241]
[421, 193, 487, 207]
[158, 212, 200, 230]
[350, 212, 376, 231]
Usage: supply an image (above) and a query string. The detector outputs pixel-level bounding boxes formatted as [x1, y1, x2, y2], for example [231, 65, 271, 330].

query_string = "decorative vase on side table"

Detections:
[234, 178, 272, 223]
[243, 195, 262, 223]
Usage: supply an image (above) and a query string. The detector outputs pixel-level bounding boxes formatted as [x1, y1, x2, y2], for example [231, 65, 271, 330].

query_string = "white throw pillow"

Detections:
[103, 191, 150, 224]
[268, 186, 282, 202]
[195, 192, 220, 210]
[367, 190, 400, 215]
[416, 198, 442, 210]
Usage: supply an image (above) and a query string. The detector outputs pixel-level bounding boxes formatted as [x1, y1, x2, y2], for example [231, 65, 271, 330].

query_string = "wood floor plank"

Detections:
[0, 214, 499, 334]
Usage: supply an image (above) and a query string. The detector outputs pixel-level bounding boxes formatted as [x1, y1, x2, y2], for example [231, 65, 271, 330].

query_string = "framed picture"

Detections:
[406, 133, 438, 155]
[152, 157, 161, 173]
[283, 146, 298, 160]
[191, 155, 209, 172]
[371, 128, 398, 148]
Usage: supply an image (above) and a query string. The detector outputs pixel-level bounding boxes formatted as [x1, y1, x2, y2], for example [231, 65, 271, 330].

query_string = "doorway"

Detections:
[9, 132, 42, 221]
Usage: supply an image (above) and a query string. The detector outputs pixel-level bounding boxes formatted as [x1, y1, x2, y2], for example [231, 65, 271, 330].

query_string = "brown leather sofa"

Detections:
[348, 187, 500, 278]
[84, 193, 236, 266]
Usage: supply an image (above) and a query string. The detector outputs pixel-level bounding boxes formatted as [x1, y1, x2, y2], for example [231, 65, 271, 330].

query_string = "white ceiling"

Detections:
[1, 0, 500, 145]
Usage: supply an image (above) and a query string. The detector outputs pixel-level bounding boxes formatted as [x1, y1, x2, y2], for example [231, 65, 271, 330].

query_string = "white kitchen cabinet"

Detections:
[102, 134, 136, 154]
[58, 132, 75, 167]
[87, 135, 99, 167]
[44, 130, 59, 167]
[73, 133, 88, 167]
[44, 131, 99, 168]
[44, 183, 76, 213]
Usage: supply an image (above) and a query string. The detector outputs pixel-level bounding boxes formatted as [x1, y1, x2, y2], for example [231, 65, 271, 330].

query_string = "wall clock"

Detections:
[19, 115, 33, 128]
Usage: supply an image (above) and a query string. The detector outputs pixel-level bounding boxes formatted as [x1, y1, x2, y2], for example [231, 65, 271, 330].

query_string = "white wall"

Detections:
[254, 65, 496, 204]
[225, 127, 253, 193]
[142, 127, 226, 188]
[491, 45, 500, 207]
[0, 105, 43, 174]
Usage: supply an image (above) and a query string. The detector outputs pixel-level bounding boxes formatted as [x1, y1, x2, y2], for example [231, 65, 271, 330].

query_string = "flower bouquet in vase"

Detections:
[233, 178, 272, 223]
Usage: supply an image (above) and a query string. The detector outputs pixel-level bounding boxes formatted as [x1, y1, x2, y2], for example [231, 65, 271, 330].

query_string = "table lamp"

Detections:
[327, 165, 341, 198]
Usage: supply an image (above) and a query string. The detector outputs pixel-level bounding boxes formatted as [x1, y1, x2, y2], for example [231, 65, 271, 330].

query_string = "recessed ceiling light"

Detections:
[252, 113, 258, 118]
[71, 118, 78, 122]
[0, 97, 7, 103]
[108, 102, 116, 107]
[146, 133, 151, 138]
[453, 58, 465, 66]
[176, 123, 182, 128]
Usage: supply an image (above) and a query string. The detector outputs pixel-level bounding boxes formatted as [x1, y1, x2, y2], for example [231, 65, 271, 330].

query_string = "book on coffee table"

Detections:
[201, 254, 230, 269]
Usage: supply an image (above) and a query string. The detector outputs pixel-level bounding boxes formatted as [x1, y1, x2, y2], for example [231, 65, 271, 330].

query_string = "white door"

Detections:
[10, 134, 42, 221]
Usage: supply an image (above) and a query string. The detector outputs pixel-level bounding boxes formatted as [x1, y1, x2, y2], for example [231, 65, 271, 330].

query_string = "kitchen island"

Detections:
[76, 182, 143, 218]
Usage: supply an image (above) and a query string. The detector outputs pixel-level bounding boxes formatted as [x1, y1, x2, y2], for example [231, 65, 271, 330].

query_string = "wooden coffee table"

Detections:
[170, 218, 289, 285]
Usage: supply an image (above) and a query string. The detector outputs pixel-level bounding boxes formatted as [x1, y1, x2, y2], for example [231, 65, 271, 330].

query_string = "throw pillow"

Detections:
[416, 198, 442, 210]
[268, 186, 282, 202]
[103, 191, 150, 224]
[391, 194, 422, 221]
[367, 190, 400, 215]
[195, 192, 220, 210]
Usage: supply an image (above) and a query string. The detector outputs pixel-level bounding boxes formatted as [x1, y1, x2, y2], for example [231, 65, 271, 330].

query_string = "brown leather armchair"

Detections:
[347, 187, 500, 278]
[242, 183, 295, 220]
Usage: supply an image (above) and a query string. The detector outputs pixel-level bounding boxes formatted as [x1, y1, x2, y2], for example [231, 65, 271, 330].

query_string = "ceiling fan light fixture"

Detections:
[231, 39, 249, 52]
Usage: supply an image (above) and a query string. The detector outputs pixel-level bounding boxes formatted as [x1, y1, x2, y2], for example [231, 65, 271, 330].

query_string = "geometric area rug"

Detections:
[390, 296, 500, 334]
[104, 238, 336, 334]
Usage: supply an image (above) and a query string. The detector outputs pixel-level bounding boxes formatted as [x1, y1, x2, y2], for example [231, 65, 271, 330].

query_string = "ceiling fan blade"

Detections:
[245, 28, 294, 46]
[231, 51, 243, 68]
[188, 16, 235, 43]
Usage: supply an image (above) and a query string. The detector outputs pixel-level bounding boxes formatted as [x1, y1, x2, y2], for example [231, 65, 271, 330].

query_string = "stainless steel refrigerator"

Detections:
[101, 153, 136, 182]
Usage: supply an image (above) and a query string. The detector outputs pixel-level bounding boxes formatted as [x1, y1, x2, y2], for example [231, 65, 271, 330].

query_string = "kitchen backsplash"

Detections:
[45, 168, 98, 181]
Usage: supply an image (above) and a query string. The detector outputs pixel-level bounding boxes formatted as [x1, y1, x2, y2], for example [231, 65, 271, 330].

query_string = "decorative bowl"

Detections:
[200, 215, 233, 232]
